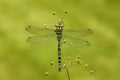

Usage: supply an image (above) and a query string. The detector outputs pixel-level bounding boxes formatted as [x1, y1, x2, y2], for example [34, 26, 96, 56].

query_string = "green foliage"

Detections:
[0, 0, 120, 80]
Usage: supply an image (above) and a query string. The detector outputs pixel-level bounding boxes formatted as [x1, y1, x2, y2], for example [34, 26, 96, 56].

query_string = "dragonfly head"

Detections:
[55, 19, 64, 27]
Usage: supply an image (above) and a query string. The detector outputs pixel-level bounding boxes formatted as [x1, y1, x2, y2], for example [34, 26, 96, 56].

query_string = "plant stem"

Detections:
[66, 68, 71, 80]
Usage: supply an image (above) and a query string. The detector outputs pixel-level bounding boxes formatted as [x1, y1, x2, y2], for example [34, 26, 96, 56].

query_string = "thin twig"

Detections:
[66, 68, 71, 80]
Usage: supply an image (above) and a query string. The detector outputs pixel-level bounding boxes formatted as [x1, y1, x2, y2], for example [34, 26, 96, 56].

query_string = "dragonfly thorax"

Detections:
[54, 20, 64, 35]
[55, 26, 63, 35]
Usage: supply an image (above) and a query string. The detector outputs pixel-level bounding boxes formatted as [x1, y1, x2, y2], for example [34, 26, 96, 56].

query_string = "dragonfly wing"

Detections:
[63, 28, 93, 38]
[25, 26, 55, 36]
[61, 35, 91, 48]
[26, 35, 57, 45]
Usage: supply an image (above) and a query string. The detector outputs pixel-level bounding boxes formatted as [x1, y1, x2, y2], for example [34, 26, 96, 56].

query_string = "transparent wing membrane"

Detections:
[26, 26, 92, 47]
[61, 35, 91, 48]
[26, 35, 57, 45]
[25, 26, 55, 36]
[63, 28, 93, 38]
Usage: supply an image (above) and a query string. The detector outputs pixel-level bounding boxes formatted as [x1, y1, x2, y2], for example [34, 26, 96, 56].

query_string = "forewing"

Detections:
[25, 26, 55, 36]
[63, 28, 93, 38]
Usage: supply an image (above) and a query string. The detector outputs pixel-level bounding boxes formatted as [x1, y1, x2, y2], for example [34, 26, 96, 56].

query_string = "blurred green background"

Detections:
[0, 0, 120, 80]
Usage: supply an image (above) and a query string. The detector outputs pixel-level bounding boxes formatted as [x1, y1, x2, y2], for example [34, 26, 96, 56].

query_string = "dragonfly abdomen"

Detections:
[58, 39, 62, 71]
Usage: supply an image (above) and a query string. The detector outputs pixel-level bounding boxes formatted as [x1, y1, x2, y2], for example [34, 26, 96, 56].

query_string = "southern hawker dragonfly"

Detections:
[25, 11, 93, 71]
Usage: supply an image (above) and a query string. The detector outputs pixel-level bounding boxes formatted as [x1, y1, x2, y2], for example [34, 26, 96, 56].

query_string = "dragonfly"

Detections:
[25, 11, 93, 72]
